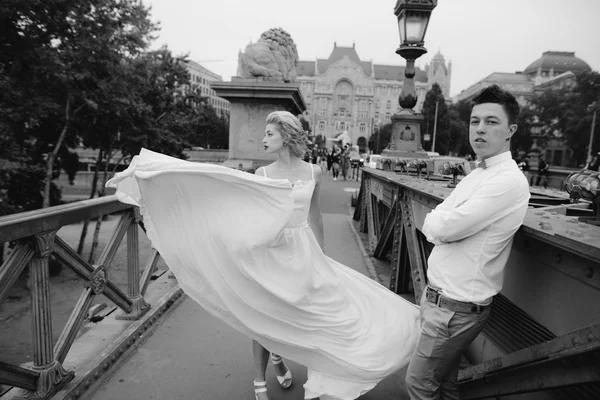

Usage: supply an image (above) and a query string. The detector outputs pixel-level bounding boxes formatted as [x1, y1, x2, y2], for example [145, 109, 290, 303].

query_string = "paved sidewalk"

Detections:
[90, 213, 410, 400]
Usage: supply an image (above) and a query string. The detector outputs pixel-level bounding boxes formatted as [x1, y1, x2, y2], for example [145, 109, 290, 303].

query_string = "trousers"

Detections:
[405, 292, 490, 400]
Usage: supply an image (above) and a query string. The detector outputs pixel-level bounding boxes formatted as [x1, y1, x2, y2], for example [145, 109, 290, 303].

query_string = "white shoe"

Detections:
[271, 354, 292, 389]
[254, 380, 268, 400]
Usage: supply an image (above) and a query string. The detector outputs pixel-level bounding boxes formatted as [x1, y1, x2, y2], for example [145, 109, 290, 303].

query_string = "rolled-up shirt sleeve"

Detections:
[422, 174, 526, 244]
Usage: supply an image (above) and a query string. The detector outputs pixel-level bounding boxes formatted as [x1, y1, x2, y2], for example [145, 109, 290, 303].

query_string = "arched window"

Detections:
[334, 80, 354, 116]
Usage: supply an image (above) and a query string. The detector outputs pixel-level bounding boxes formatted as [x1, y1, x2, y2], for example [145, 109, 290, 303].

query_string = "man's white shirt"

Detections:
[422, 151, 530, 305]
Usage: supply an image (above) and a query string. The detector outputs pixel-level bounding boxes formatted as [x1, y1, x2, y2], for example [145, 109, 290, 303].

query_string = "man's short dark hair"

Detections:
[471, 84, 520, 125]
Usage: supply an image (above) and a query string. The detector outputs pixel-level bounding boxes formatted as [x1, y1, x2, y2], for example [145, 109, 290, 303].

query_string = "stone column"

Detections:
[212, 78, 306, 170]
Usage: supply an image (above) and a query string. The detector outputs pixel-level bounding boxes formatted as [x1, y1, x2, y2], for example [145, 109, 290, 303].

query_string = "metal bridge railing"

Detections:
[0, 196, 162, 399]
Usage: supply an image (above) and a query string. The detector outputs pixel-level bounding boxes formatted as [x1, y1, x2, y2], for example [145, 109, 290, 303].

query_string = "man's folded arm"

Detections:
[422, 174, 526, 243]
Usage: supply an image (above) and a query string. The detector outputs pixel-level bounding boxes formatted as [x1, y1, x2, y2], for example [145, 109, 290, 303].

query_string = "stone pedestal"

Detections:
[381, 110, 429, 159]
[211, 78, 306, 169]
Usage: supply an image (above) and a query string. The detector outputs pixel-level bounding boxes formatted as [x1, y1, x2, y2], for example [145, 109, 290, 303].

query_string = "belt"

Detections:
[425, 286, 490, 314]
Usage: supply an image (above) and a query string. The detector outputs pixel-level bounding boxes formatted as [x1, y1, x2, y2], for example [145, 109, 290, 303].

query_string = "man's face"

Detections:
[469, 103, 517, 160]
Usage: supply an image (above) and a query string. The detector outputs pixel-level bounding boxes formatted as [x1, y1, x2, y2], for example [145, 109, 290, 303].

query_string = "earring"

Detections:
[283, 141, 288, 146]
[506, 137, 510, 141]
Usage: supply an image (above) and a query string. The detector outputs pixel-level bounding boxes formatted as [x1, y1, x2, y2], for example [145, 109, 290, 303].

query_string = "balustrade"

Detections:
[0, 196, 164, 399]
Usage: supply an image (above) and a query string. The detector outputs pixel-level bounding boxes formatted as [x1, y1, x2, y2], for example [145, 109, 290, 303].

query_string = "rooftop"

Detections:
[523, 51, 591, 76]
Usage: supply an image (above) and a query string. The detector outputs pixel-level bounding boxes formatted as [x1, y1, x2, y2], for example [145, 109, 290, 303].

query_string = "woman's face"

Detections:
[262, 124, 285, 154]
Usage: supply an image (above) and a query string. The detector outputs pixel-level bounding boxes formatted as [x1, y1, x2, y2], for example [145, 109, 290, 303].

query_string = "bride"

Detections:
[107, 111, 420, 400]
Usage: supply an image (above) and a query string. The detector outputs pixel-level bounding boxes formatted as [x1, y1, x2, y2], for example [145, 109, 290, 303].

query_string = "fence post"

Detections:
[26, 230, 74, 397]
[116, 208, 150, 320]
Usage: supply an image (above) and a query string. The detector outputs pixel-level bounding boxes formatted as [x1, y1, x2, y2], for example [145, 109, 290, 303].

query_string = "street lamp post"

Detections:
[381, 0, 437, 163]
[394, 0, 437, 111]
[431, 98, 439, 152]
[587, 101, 598, 166]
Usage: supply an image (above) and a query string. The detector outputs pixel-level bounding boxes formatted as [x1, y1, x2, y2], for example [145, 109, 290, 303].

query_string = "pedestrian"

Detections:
[327, 148, 334, 175]
[535, 155, 550, 188]
[585, 154, 600, 172]
[518, 156, 531, 186]
[341, 145, 351, 181]
[331, 147, 341, 181]
[319, 147, 328, 173]
[405, 84, 530, 399]
[107, 110, 420, 400]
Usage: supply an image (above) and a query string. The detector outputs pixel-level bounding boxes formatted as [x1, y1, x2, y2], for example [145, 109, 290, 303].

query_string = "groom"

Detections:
[405, 85, 531, 399]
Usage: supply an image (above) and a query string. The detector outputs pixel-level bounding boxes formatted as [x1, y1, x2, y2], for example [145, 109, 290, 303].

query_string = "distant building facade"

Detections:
[296, 43, 452, 151]
[184, 61, 230, 118]
[455, 51, 591, 105]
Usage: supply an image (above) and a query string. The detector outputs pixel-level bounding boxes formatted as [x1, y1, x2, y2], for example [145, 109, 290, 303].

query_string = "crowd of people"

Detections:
[516, 155, 549, 188]
[304, 144, 354, 181]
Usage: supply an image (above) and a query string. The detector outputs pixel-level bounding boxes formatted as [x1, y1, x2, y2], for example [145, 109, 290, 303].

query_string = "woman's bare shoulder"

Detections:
[255, 162, 277, 176]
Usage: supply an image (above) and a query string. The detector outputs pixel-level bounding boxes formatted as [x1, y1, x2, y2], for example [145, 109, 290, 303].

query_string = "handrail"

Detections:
[0, 197, 161, 398]
[0, 195, 129, 243]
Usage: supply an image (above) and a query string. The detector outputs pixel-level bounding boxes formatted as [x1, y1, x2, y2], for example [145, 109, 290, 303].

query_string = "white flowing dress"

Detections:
[106, 149, 420, 400]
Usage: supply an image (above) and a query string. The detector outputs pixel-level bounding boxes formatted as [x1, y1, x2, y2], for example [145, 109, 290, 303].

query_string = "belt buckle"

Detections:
[428, 287, 442, 307]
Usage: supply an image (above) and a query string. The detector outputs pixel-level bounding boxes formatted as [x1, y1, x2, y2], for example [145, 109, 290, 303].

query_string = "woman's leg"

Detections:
[253, 340, 270, 400]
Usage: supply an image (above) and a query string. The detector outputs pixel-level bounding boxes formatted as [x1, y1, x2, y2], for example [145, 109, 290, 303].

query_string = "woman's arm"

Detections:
[309, 165, 325, 251]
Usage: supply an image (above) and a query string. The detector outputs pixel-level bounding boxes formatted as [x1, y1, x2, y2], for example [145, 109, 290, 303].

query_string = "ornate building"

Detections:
[296, 43, 451, 151]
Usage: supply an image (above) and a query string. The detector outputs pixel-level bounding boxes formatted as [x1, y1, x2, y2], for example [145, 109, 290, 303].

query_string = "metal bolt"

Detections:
[554, 254, 562, 264]
[584, 267, 594, 279]
[587, 333, 595, 342]
[572, 337, 580, 346]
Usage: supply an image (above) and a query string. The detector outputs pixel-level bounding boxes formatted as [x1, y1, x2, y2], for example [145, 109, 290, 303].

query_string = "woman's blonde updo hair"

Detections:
[266, 111, 310, 158]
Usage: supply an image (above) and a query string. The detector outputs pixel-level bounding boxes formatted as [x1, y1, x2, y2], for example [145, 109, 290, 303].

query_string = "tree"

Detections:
[368, 123, 393, 154]
[182, 86, 229, 149]
[77, 47, 196, 260]
[528, 71, 600, 166]
[510, 105, 536, 159]
[0, 0, 160, 210]
[0, 0, 78, 213]
[422, 83, 450, 154]
[446, 107, 470, 156]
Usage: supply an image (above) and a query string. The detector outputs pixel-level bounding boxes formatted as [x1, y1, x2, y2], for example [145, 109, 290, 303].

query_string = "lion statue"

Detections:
[237, 28, 299, 83]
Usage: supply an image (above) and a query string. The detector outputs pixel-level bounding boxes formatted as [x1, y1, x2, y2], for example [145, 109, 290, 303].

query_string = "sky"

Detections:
[143, 0, 599, 97]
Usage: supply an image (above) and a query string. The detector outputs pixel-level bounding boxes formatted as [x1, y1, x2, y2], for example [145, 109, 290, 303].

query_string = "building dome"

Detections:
[524, 51, 591, 76]
[432, 50, 445, 62]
